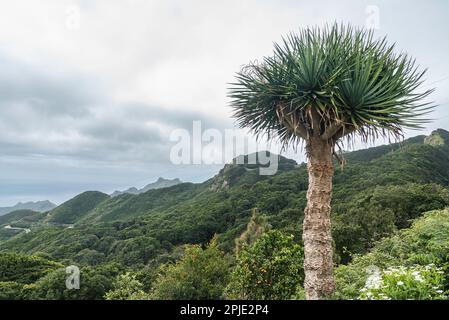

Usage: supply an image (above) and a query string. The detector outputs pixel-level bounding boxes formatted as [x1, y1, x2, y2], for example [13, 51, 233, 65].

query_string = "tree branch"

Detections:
[320, 123, 343, 141]
[332, 125, 357, 142]
[276, 103, 308, 139]
[284, 117, 308, 139]
[309, 107, 322, 137]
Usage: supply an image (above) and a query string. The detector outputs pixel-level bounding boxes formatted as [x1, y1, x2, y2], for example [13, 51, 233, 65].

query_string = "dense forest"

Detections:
[1, 128, 449, 300]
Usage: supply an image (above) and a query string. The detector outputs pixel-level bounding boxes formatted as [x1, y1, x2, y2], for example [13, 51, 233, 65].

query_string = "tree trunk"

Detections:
[302, 137, 335, 300]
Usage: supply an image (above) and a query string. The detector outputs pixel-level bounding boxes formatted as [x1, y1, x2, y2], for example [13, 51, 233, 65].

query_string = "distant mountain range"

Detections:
[110, 177, 182, 197]
[0, 200, 56, 216]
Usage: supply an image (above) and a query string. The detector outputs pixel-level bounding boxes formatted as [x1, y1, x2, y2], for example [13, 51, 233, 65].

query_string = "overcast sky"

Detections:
[0, 0, 448, 206]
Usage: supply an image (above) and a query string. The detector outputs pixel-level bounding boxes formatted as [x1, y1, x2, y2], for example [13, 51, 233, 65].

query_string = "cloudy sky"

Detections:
[0, 0, 448, 206]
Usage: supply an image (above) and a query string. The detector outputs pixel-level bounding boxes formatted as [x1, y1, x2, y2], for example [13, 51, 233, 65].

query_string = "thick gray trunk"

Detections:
[302, 137, 335, 300]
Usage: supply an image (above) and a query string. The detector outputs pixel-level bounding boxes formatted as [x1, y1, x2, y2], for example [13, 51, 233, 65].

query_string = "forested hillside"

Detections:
[1, 129, 448, 300]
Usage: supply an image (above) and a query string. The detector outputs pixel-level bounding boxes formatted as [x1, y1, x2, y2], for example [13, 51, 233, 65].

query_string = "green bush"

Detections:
[225, 230, 304, 300]
[0, 281, 23, 300]
[150, 237, 231, 299]
[105, 272, 150, 300]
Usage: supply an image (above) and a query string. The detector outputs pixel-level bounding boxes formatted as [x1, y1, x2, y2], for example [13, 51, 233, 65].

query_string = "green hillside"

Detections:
[0, 210, 47, 241]
[46, 191, 110, 224]
[0, 129, 448, 300]
[0, 210, 38, 226]
[79, 183, 204, 223]
[2, 208, 448, 300]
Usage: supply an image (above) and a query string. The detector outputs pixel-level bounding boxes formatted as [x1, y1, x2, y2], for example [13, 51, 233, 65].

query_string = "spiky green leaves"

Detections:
[229, 24, 434, 146]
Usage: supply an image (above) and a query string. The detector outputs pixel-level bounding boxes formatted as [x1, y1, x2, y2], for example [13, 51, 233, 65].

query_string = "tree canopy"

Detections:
[229, 24, 434, 146]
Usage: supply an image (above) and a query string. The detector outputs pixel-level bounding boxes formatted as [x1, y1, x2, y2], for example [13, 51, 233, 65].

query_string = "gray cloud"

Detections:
[0, 0, 448, 206]
[0, 54, 97, 117]
[0, 52, 230, 166]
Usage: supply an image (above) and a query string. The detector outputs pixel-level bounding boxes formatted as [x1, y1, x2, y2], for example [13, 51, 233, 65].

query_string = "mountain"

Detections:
[0, 129, 448, 269]
[110, 177, 183, 197]
[424, 128, 449, 146]
[80, 182, 201, 224]
[0, 200, 56, 216]
[210, 152, 297, 191]
[46, 191, 110, 224]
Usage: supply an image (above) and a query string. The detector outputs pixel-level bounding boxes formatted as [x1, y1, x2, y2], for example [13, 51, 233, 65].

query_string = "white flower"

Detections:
[414, 275, 424, 282]
[436, 290, 443, 294]
[397, 281, 404, 286]
[365, 270, 382, 289]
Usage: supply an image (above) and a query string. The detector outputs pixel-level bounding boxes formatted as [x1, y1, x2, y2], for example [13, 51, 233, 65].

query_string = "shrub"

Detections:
[150, 237, 231, 299]
[225, 230, 304, 299]
[105, 273, 150, 300]
[0, 281, 23, 300]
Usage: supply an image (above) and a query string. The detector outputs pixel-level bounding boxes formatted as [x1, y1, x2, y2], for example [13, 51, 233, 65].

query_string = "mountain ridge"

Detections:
[0, 200, 56, 217]
[110, 177, 183, 197]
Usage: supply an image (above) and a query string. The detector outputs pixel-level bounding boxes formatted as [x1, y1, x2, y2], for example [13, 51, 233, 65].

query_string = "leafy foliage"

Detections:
[235, 209, 271, 255]
[23, 263, 121, 300]
[332, 183, 449, 262]
[225, 230, 304, 299]
[229, 23, 433, 147]
[105, 272, 150, 300]
[0, 281, 24, 300]
[150, 237, 231, 300]
[0, 252, 63, 284]
[334, 209, 449, 299]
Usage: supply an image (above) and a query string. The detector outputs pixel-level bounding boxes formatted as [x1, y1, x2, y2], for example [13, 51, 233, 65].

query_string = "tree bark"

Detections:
[303, 136, 335, 299]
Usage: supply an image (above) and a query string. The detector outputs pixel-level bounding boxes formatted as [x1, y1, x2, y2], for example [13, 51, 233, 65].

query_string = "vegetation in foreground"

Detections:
[1, 208, 449, 300]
